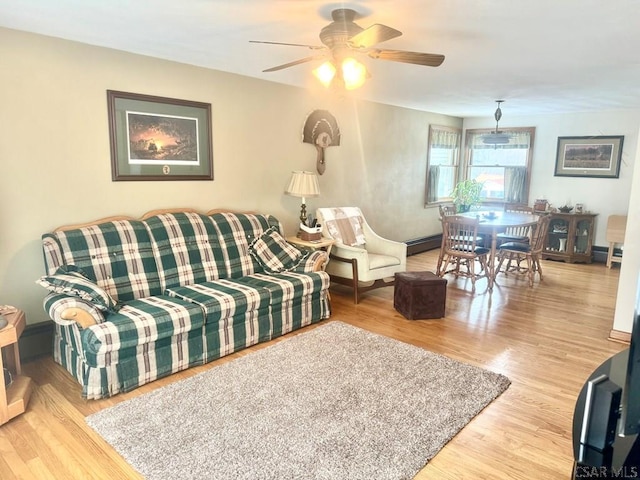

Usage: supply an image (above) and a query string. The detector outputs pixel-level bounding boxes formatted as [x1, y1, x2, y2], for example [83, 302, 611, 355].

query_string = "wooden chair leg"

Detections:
[505, 253, 513, 273]
[606, 242, 614, 268]
[526, 256, 534, 287]
[534, 255, 544, 282]
[437, 252, 444, 276]
[350, 258, 360, 304]
[440, 257, 454, 278]
[469, 257, 476, 293]
[496, 252, 506, 277]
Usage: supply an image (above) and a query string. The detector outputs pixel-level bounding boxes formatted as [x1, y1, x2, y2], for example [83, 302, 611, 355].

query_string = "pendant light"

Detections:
[482, 100, 510, 145]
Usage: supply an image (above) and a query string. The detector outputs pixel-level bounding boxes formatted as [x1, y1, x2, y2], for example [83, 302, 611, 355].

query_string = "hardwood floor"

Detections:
[0, 250, 626, 479]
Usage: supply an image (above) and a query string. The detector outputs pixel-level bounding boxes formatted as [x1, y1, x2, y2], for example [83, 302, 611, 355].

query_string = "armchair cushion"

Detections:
[368, 253, 402, 270]
[36, 266, 120, 313]
[249, 227, 309, 274]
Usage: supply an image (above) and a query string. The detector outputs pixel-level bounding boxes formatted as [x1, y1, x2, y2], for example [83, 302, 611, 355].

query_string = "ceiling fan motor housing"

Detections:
[319, 9, 364, 49]
[252, 7, 445, 77]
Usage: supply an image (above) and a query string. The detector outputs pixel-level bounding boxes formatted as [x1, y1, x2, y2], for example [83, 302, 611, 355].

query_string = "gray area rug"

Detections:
[86, 321, 510, 480]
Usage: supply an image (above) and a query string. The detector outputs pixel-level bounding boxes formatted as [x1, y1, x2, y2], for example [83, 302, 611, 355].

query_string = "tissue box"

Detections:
[299, 231, 322, 241]
[298, 223, 322, 241]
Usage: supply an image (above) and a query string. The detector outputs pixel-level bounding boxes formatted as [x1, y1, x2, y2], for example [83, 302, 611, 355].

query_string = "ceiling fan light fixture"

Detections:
[482, 133, 510, 145]
[341, 57, 367, 90]
[253, 8, 445, 90]
[482, 100, 511, 145]
[312, 61, 337, 87]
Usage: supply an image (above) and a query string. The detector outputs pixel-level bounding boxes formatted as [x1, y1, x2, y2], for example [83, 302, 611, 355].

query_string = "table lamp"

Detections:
[285, 170, 320, 226]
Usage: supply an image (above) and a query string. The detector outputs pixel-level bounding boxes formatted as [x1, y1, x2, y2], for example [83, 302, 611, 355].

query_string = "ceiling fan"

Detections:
[250, 8, 445, 89]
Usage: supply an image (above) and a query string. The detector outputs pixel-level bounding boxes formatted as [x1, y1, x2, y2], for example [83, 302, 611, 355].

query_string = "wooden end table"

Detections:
[287, 236, 334, 255]
[0, 308, 33, 425]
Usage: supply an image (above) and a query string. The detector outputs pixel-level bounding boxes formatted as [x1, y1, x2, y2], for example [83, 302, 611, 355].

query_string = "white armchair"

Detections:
[316, 207, 407, 303]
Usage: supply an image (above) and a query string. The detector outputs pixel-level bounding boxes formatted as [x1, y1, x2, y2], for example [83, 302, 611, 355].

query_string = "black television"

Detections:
[619, 278, 640, 437]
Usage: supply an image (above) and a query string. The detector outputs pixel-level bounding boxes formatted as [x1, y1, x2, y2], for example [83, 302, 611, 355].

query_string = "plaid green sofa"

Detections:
[39, 210, 331, 399]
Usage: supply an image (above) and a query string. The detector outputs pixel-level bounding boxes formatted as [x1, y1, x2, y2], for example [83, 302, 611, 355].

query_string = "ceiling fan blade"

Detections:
[262, 55, 325, 73]
[349, 24, 402, 48]
[249, 40, 324, 50]
[367, 49, 445, 67]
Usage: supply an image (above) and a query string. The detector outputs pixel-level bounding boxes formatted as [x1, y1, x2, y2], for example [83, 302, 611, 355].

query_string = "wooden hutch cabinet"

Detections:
[542, 212, 597, 263]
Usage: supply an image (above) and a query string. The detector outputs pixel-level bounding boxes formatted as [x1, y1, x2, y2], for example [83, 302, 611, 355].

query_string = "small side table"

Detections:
[0, 308, 33, 425]
[287, 237, 335, 261]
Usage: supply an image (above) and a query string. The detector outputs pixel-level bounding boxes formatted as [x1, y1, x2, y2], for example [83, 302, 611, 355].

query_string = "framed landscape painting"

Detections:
[554, 135, 623, 178]
[107, 90, 213, 181]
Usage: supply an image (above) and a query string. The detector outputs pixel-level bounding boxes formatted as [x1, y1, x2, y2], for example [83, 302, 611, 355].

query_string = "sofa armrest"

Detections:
[44, 293, 105, 328]
[292, 250, 329, 273]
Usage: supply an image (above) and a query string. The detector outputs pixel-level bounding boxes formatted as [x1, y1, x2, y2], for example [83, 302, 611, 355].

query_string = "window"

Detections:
[425, 125, 461, 205]
[464, 127, 535, 205]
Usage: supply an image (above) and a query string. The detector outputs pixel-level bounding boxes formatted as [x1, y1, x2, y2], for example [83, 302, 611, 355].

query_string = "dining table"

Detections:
[460, 211, 540, 291]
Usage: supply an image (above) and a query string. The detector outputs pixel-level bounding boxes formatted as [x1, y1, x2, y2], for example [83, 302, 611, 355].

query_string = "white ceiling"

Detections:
[2, 0, 640, 118]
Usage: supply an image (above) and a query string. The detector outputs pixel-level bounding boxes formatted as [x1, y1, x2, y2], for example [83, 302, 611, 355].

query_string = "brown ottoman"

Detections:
[394, 271, 447, 320]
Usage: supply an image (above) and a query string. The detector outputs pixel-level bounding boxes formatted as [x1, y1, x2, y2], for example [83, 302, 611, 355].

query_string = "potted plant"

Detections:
[451, 179, 483, 213]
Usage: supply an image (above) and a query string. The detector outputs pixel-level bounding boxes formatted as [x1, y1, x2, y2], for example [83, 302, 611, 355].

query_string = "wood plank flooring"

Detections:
[0, 250, 626, 479]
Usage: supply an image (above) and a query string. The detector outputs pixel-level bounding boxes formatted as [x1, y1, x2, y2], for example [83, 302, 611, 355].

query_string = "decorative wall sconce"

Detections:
[302, 110, 340, 175]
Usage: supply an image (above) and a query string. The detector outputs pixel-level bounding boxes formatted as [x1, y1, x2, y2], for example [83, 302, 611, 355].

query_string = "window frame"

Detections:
[463, 126, 536, 207]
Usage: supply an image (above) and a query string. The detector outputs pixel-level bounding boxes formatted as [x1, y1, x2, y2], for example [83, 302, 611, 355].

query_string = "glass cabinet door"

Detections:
[547, 217, 569, 253]
[574, 218, 593, 254]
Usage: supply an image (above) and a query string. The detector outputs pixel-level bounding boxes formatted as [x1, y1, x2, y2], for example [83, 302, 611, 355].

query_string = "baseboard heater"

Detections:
[405, 235, 442, 256]
[592, 246, 612, 264]
[405, 238, 612, 263]
[19, 320, 55, 363]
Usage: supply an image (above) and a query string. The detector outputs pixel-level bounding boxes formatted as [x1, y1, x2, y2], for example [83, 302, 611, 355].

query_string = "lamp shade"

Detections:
[312, 58, 368, 90]
[312, 61, 337, 88]
[285, 171, 320, 198]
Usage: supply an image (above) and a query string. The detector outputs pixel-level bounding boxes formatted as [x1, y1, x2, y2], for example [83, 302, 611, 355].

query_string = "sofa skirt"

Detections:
[52, 290, 330, 399]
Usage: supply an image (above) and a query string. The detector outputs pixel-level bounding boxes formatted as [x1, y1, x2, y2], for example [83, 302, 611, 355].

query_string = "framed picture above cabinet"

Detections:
[554, 136, 623, 178]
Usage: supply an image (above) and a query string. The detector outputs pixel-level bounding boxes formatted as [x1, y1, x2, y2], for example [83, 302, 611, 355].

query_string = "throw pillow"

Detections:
[36, 265, 120, 313]
[249, 228, 309, 274]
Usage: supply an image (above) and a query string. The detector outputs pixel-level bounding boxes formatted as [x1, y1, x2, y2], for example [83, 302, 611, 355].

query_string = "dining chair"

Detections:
[504, 203, 534, 214]
[438, 215, 490, 293]
[438, 204, 457, 217]
[436, 204, 457, 275]
[496, 214, 551, 287]
[497, 203, 535, 246]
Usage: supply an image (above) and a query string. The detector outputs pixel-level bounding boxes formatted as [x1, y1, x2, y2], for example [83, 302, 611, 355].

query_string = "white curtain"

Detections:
[505, 167, 527, 203]
[427, 165, 440, 203]
[430, 129, 460, 149]
[425, 126, 461, 205]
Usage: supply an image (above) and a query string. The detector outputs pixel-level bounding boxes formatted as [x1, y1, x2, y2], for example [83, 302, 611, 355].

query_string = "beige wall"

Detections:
[0, 27, 460, 328]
